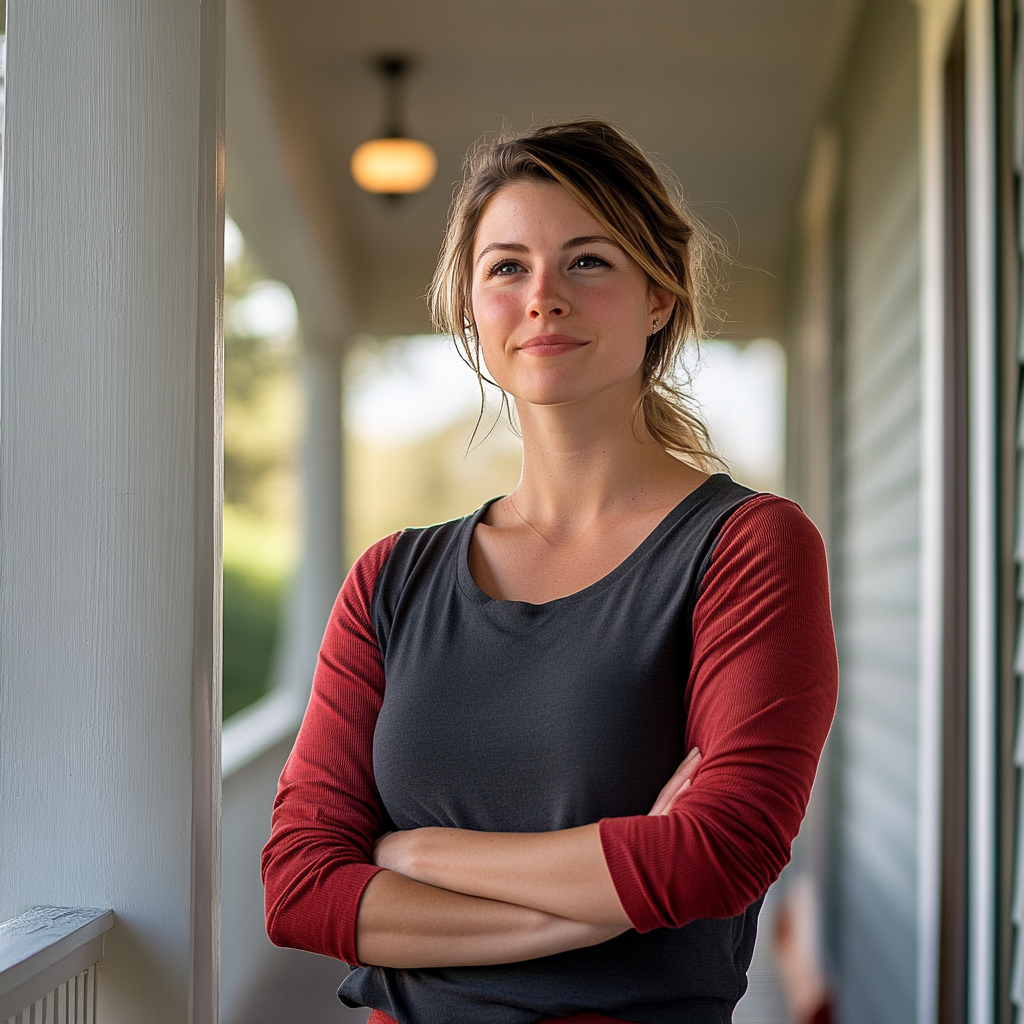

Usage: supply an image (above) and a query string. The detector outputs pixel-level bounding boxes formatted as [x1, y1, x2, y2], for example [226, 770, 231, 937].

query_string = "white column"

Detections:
[275, 338, 345, 701]
[0, 3, 224, 1024]
[966, 0, 999, 1020]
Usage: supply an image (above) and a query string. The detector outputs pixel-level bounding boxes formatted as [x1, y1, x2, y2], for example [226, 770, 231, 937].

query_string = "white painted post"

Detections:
[0, 3, 224, 1024]
[275, 340, 345, 700]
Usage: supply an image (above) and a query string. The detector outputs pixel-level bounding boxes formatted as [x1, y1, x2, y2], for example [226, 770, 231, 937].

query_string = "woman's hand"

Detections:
[648, 747, 701, 815]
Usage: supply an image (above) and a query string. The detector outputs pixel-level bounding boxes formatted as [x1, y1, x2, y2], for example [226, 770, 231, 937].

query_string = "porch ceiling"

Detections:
[242, 0, 862, 339]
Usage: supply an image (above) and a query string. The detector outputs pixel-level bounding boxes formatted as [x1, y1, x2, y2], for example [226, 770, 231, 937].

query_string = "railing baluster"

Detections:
[0, 911, 111, 1024]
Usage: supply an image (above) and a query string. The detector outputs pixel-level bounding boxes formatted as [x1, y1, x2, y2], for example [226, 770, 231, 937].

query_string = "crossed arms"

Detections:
[261, 497, 838, 970]
[358, 749, 700, 967]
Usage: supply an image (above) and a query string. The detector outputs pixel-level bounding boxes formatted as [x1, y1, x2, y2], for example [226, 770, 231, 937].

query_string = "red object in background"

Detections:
[774, 876, 835, 1024]
[810, 1001, 834, 1024]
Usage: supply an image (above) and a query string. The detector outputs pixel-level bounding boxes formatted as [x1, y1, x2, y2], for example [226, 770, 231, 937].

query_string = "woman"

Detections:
[261, 120, 838, 1024]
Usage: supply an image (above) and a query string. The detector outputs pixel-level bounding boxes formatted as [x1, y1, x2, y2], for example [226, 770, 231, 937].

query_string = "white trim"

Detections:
[222, 688, 306, 779]
[916, 2, 962, 1020]
[966, 0, 1000, 1020]
[192, 1, 225, 1019]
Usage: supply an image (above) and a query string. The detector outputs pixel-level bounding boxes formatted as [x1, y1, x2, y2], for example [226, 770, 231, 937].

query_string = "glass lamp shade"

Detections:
[351, 136, 437, 195]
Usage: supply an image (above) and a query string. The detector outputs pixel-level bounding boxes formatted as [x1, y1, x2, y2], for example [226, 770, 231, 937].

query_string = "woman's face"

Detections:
[470, 181, 673, 411]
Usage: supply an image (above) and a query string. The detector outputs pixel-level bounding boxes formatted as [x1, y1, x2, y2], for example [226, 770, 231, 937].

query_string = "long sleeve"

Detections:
[598, 495, 838, 933]
[260, 533, 399, 966]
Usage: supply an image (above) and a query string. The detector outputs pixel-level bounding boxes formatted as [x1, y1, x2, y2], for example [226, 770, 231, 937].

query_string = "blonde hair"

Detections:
[428, 119, 724, 470]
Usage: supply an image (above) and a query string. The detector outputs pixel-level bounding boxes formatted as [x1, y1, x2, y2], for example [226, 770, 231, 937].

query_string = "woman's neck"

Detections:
[509, 383, 706, 537]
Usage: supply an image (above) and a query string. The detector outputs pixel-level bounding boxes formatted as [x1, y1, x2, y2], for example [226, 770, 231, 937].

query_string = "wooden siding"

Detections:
[833, 2, 921, 1022]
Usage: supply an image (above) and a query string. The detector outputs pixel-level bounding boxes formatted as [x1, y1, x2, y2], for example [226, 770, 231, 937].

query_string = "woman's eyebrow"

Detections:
[476, 236, 622, 266]
[475, 241, 529, 265]
[561, 235, 620, 250]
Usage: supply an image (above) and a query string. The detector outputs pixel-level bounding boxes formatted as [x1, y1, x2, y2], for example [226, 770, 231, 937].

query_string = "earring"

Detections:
[651, 317, 660, 331]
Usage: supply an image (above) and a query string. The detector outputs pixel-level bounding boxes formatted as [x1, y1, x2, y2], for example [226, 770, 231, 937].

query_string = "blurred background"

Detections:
[11, 3, 1024, 1024]
[217, 2, 1024, 1024]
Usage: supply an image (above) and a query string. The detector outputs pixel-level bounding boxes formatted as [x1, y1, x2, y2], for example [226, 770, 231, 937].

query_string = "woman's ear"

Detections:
[648, 286, 676, 328]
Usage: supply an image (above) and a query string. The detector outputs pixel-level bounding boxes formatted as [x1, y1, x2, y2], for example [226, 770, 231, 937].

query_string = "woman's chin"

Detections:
[513, 388, 606, 413]
[510, 377, 640, 416]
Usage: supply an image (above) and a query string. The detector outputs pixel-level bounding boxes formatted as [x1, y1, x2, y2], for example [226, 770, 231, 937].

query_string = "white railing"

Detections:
[0, 908, 113, 1024]
[220, 688, 305, 1022]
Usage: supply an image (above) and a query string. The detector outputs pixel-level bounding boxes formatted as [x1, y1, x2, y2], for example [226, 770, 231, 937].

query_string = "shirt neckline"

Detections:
[456, 472, 730, 609]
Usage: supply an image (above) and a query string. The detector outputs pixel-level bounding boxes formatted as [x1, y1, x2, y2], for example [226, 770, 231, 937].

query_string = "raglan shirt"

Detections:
[261, 475, 839, 1024]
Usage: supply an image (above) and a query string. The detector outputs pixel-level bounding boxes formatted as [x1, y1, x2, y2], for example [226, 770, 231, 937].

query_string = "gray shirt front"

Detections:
[340, 474, 760, 1024]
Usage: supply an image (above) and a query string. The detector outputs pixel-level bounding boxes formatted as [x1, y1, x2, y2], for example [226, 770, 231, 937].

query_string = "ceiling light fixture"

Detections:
[351, 56, 437, 198]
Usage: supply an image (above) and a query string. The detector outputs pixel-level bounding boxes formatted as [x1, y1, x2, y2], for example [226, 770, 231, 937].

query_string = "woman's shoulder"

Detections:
[374, 498, 504, 576]
[353, 500, 501, 635]
[346, 531, 403, 593]
[699, 490, 829, 604]
[347, 500, 490, 590]
[717, 490, 822, 546]
[331, 533, 404, 633]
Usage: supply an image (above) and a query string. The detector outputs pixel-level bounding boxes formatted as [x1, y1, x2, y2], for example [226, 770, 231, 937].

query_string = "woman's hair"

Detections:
[428, 119, 724, 470]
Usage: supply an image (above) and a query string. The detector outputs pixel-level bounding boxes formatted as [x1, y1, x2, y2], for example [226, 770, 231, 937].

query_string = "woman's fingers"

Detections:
[648, 748, 701, 816]
[650, 749, 700, 810]
[666, 778, 691, 809]
[647, 774, 696, 815]
[649, 777, 692, 817]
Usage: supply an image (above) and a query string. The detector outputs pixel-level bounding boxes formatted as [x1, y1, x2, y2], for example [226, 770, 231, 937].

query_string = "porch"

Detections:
[2, 1, 1021, 1024]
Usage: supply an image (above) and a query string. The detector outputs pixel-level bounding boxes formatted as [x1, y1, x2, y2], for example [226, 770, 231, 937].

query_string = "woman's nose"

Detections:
[526, 269, 569, 319]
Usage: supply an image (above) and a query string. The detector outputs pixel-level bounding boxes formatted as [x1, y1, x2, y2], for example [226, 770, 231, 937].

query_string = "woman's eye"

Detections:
[571, 253, 610, 270]
[488, 260, 522, 277]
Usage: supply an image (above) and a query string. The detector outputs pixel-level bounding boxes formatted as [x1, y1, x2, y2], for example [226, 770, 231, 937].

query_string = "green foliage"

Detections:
[222, 564, 284, 720]
[221, 223, 300, 720]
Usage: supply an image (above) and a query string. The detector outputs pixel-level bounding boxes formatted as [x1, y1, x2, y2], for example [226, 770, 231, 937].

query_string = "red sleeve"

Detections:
[598, 495, 838, 932]
[260, 533, 399, 966]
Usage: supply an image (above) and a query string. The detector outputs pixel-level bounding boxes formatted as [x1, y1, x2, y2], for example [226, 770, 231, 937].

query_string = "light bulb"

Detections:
[351, 137, 437, 195]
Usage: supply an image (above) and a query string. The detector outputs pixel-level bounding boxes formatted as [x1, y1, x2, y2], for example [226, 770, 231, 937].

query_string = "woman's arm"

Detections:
[372, 748, 702, 927]
[374, 821, 624, 929]
[355, 869, 625, 968]
[372, 497, 838, 933]
[261, 536, 398, 966]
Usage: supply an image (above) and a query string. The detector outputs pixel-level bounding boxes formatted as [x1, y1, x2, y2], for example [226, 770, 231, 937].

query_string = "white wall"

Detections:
[0, 3, 224, 1022]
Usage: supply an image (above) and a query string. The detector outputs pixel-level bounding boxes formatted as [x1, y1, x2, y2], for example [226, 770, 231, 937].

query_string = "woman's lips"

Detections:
[519, 334, 588, 356]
